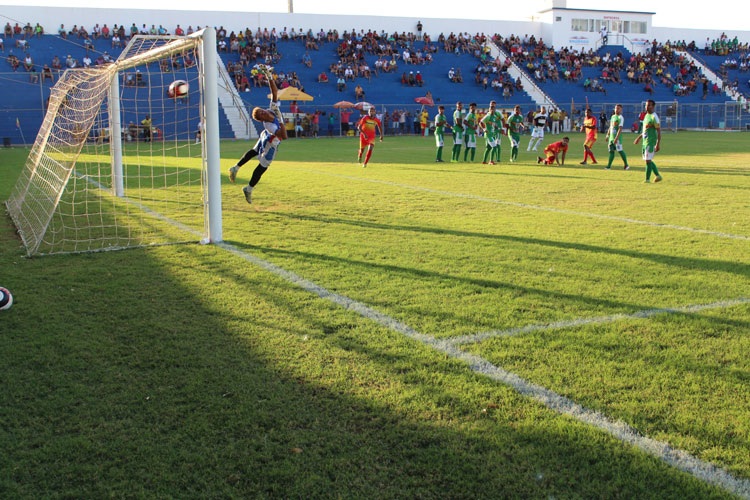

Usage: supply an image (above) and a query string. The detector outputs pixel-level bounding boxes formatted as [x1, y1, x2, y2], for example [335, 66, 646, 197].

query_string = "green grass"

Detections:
[1, 131, 749, 499]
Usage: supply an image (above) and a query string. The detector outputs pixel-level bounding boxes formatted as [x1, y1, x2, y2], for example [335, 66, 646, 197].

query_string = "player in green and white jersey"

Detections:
[463, 102, 478, 162]
[434, 105, 448, 162]
[605, 104, 629, 170]
[506, 105, 525, 162]
[633, 99, 662, 183]
[451, 102, 464, 162]
[480, 100, 503, 165]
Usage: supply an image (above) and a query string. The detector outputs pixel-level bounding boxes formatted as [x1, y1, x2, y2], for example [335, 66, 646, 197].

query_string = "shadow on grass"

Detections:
[270, 212, 750, 278]
[226, 239, 684, 318]
[0, 237, 739, 499]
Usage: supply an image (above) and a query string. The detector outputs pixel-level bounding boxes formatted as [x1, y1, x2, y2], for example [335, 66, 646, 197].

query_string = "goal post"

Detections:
[642, 100, 678, 133]
[6, 28, 222, 256]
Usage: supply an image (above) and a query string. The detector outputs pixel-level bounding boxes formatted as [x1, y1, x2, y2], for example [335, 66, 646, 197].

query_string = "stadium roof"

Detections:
[538, 7, 655, 15]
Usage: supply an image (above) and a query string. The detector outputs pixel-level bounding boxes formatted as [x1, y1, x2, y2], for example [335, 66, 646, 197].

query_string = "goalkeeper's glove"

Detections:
[269, 101, 283, 122]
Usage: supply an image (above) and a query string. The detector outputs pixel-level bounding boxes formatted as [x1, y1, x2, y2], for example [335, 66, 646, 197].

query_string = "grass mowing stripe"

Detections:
[450, 298, 750, 345]
[74, 169, 750, 499]
[66, 170, 202, 253]
[299, 169, 750, 241]
[442, 344, 750, 500]
[214, 237, 750, 500]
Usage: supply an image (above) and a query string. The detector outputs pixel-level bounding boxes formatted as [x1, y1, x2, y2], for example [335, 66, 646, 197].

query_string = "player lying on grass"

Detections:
[228, 65, 288, 204]
[537, 137, 570, 166]
[357, 107, 383, 168]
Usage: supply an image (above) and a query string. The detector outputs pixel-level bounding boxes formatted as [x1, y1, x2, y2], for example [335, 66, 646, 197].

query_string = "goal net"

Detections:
[642, 100, 678, 133]
[5, 29, 222, 256]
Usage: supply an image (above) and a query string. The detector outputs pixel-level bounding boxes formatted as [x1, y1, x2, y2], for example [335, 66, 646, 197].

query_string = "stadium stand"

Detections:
[0, 32, 233, 144]
[0, 24, 747, 143]
[220, 31, 536, 119]
[497, 34, 729, 105]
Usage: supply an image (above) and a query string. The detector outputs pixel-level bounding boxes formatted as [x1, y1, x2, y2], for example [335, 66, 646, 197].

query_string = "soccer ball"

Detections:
[168, 80, 189, 98]
[0, 286, 12, 311]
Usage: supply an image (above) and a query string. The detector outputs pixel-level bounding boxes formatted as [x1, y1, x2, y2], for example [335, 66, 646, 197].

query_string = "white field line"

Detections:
[73, 170, 202, 236]
[76, 177, 750, 498]
[215, 238, 750, 499]
[299, 169, 750, 241]
[450, 298, 750, 345]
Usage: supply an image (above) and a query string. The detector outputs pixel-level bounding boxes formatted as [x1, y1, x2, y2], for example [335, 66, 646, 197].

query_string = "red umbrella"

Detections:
[333, 101, 355, 108]
[414, 96, 434, 107]
[354, 101, 374, 110]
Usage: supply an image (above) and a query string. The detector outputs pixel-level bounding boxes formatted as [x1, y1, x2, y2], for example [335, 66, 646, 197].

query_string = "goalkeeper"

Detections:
[228, 66, 288, 204]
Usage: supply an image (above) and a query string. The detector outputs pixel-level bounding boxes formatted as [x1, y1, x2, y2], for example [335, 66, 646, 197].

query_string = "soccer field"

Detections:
[1, 131, 749, 499]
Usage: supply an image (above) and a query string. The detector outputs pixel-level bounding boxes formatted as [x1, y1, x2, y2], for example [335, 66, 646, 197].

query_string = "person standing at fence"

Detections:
[327, 112, 336, 136]
[420, 108, 429, 137]
[434, 105, 448, 162]
[633, 99, 662, 183]
[550, 108, 560, 135]
[141, 115, 152, 142]
[605, 104, 629, 170]
[579, 108, 598, 165]
[341, 109, 351, 134]
[310, 111, 320, 138]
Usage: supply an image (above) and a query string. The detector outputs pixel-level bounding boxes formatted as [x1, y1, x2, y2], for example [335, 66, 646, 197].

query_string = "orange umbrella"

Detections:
[267, 86, 314, 101]
[333, 100, 355, 108]
[414, 96, 434, 107]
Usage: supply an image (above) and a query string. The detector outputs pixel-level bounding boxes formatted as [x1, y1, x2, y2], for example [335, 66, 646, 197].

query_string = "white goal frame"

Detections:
[6, 28, 222, 256]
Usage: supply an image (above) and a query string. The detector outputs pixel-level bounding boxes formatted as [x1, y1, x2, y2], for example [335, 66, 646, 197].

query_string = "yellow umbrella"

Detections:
[267, 86, 314, 101]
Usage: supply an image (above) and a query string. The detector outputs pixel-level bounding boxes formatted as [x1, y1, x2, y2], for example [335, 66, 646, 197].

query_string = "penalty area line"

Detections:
[450, 297, 750, 345]
[299, 169, 750, 242]
[87, 188, 750, 499]
[213, 239, 750, 500]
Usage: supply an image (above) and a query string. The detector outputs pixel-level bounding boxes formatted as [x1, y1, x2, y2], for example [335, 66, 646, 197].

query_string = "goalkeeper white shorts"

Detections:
[254, 130, 281, 168]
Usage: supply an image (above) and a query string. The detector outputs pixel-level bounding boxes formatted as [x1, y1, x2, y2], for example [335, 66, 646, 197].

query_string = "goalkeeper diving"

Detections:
[228, 65, 288, 203]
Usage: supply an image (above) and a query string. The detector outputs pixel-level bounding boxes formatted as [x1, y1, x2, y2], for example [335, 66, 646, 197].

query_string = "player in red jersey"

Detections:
[579, 108, 598, 165]
[357, 107, 383, 167]
[537, 137, 570, 166]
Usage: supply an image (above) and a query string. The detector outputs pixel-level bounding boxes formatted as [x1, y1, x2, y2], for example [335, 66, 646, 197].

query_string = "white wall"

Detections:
[544, 9, 654, 53]
[0, 5, 539, 40]
[0, 4, 747, 51]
